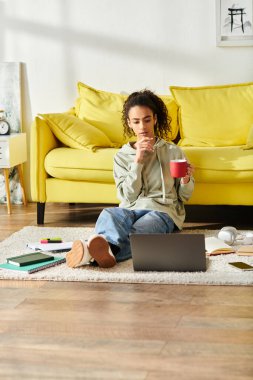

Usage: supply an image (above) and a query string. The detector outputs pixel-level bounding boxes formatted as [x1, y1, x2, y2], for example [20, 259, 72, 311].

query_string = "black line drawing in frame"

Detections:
[216, 0, 253, 45]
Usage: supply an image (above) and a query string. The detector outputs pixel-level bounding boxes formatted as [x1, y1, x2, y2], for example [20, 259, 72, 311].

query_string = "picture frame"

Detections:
[216, 0, 253, 46]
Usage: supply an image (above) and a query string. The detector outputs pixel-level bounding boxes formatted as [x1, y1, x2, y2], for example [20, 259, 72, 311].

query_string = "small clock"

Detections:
[0, 119, 10, 135]
[0, 109, 10, 135]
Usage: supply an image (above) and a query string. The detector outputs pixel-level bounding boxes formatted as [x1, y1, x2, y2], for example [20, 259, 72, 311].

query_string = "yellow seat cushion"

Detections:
[242, 124, 253, 150]
[170, 82, 253, 147]
[39, 113, 119, 151]
[75, 82, 179, 144]
[183, 146, 253, 183]
[45, 147, 118, 183]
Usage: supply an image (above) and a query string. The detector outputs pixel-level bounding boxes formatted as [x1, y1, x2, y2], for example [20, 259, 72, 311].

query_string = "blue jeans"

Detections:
[95, 208, 175, 262]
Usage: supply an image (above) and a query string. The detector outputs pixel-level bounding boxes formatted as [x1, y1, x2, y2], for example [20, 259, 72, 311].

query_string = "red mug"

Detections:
[170, 159, 188, 178]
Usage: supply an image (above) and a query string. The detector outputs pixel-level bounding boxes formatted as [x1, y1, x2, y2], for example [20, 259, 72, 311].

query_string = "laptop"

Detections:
[130, 233, 207, 272]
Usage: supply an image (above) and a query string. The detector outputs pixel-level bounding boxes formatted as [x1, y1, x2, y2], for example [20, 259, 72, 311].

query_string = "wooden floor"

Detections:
[0, 203, 252, 379]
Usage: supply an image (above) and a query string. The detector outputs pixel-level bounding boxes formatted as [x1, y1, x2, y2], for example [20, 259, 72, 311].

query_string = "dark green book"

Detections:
[7, 252, 54, 266]
[0, 256, 66, 274]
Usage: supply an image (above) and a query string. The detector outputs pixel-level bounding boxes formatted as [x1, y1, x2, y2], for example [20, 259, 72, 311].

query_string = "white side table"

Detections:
[0, 133, 27, 214]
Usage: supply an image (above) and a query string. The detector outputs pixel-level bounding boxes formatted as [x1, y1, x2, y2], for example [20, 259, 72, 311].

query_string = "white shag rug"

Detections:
[0, 226, 252, 285]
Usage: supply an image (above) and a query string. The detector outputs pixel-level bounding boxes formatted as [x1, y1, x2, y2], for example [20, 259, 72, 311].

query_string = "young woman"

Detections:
[66, 90, 194, 268]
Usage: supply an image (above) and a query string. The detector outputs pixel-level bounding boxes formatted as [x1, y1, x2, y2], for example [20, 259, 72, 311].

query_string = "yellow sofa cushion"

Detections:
[45, 147, 118, 182]
[242, 125, 253, 150]
[39, 113, 119, 151]
[45, 145, 253, 185]
[170, 82, 253, 147]
[183, 146, 253, 183]
[159, 95, 179, 142]
[75, 82, 179, 144]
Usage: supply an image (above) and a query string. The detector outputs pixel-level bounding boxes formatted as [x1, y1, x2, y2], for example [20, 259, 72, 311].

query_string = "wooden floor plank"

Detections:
[146, 371, 253, 380]
[0, 347, 252, 377]
[0, 203, 252, 379]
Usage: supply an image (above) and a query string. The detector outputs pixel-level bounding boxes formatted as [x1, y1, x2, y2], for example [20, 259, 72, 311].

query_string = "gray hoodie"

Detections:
[113, 138, 194, 229]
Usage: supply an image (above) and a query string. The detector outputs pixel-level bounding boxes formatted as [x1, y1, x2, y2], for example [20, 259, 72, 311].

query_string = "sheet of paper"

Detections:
[27, 242, 73, 252]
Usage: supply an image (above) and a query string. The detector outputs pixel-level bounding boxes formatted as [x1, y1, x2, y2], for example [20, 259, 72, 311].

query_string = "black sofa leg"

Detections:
[37, 202, 45, 225]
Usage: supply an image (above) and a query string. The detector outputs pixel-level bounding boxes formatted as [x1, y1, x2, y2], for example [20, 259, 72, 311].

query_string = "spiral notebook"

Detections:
[27, 241, 73, 252]
[0, 256, 66, 274]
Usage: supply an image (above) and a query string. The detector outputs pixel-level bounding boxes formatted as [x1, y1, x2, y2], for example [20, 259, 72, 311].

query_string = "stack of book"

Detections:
[237, 246, 253, 256]
[0, 252, 66, 274]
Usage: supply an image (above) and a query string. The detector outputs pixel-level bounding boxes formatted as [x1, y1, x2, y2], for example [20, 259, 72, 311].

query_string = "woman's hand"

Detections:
[181, 163, 194, 184]
[134, 137, 154, 163]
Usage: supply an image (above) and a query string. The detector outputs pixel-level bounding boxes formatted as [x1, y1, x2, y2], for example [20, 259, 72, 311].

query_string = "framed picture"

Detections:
[216, 0, 253, 46]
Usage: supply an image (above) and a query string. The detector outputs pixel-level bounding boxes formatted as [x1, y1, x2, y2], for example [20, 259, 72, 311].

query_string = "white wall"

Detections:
[1, 0, 253, 115]
[0, 0, 252, 199]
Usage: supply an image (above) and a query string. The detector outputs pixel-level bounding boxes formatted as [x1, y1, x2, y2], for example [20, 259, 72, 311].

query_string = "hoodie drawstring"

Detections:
[156, 148, 167, 203]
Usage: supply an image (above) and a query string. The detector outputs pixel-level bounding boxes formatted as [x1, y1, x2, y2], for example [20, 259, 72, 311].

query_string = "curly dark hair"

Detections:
[122, 89, 171, 140]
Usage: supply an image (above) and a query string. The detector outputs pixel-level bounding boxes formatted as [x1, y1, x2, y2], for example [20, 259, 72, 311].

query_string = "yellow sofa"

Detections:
[30, 82, 253, 224]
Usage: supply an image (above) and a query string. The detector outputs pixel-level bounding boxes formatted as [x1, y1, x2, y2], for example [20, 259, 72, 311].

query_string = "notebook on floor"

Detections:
[130, 233, 207, 272]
